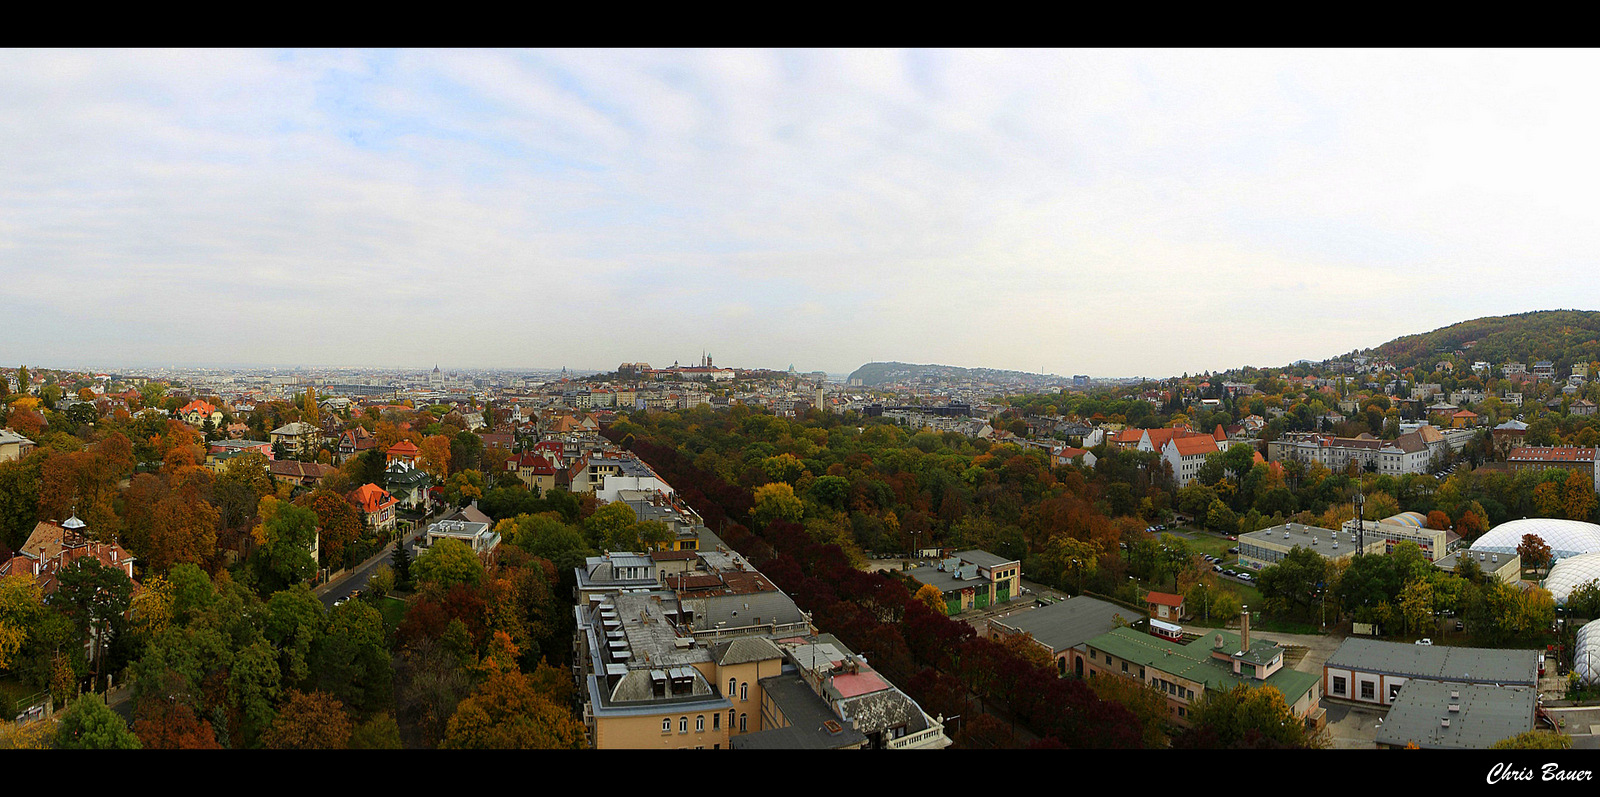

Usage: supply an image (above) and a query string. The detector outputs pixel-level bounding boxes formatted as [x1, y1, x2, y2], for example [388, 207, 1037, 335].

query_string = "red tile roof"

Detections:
[349, 483, 397, 513]
[1147, 591, 1184, 607]
[386, 440, 420, 457]
[1169, 436, 1220, 457]
[1508, 446, 1598, 463]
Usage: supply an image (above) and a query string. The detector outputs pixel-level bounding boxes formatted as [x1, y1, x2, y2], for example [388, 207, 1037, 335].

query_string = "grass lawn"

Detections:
[377, 596, 408, 632]
[1169, 533, 1236, 559]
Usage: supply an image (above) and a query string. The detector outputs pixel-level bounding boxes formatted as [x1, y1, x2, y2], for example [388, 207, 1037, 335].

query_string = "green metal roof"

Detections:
[1086, 627, 1319, 704]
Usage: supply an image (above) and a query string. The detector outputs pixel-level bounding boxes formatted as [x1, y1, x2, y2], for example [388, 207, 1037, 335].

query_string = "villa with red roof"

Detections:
[178, 399, 222, 428]
[0, 516, 136, 595]
[385, 439, 420, 465]
[349, 483, 398, 534]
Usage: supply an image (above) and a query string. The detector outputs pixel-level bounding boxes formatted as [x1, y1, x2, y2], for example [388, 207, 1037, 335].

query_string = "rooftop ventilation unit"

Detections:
[1440, 718, 1450, 728]
[1448, 704, 1460, 713]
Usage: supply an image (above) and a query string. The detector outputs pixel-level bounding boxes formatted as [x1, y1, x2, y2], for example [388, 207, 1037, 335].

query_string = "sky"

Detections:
[3, 49, 1599, 378]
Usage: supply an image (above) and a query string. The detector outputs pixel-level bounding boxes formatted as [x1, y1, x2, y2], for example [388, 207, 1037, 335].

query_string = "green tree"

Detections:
[808, 475, 851, 510]
[315, 600, 392, 713]
[1176, 684, 1320, 749]
[55, 693, 141, 749]
[55, 557, 134, 689]
[391, 540, 414, 590]
[581, 501, 638, 550]
[761, 453, 806, 484]
[1398, 578, 1434, 636]
[751, 482, 805, 528]
[249, 498, 320, 593]
[263, 585, 326, 686]
[1205, 499, 1238, 534]
[1255, 547, 1328, 621]
[413, 537, 485, 590]
[349, 712, 403, 749]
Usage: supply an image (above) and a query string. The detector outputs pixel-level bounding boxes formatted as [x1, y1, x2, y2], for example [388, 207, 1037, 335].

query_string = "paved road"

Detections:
[315, 524, 425, 609]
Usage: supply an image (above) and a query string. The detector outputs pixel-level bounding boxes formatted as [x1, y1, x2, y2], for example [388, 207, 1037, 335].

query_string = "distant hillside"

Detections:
[1372, 310, 1600, 371]
[846, 361, 1059, 388]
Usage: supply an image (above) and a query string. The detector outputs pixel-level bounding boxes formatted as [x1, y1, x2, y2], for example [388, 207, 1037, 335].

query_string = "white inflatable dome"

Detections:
[1543, 552, 1600, 604]
[1470, 518, 1600, 563]
[1575, 619, 1600, 687]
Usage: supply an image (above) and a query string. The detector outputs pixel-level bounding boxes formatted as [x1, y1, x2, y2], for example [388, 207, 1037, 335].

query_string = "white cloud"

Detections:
[1, 49, 1598, 375]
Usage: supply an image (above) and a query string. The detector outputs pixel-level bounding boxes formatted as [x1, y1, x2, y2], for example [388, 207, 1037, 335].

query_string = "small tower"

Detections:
[61, 513, 87, 549]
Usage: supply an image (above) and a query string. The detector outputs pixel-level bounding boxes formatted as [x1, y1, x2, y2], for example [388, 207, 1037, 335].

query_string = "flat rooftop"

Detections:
[1375, 680, 1535, 749]
[1326, 638, 1538, 686]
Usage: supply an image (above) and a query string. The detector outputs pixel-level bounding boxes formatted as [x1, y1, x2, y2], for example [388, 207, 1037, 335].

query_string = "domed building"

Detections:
[1543, 552, 1600, 604]
[1575, 619, 1600, 687]
[1379, 511, 1429, 529]
[1468, 518, 1600, 564]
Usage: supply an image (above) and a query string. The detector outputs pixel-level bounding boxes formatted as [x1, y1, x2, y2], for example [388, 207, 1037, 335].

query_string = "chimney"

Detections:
[1240, 607, 1251, 653]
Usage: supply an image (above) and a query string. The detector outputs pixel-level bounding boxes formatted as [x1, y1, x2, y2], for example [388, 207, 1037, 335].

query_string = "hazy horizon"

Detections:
[7, 50, 1599, 377]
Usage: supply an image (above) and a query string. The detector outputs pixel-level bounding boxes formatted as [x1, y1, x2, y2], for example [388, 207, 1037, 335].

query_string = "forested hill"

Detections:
[846, 361, 1057, 388]
[1372, 310, 1600, 371]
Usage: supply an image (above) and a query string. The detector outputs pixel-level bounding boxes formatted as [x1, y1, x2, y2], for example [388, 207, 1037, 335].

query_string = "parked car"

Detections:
[1416, 638, 1433, 646]
[1238, 573, 1253, 582]
[1213, 565, 1223, 572]
[1223, 569, 1237, 578]
[1226, 535, 1238, 541]
[1455, 620, 1465, 631]
[1228, 547, 1240, 555]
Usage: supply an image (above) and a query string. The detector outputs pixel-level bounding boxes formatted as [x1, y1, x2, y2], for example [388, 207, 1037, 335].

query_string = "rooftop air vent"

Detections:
[1440, 718, 1450, 728]
[1448, 704, 1460, 713]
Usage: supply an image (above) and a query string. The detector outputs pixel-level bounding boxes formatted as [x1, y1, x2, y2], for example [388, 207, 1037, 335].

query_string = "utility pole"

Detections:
[1354, 482, 1366, 556]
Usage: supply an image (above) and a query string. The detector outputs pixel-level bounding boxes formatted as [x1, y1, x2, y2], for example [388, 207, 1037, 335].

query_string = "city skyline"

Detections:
[7, 50, 1600, 376]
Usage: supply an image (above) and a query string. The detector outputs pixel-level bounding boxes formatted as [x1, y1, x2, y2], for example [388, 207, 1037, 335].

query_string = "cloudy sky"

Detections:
[2, 49, 1596, 377]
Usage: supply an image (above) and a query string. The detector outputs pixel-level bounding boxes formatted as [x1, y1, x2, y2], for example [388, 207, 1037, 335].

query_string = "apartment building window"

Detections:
[696, 716, 705, 732]
[728, 677, 736, 696]
[679, 717, 688, 734]
[729, 710, 736, 730]
[1332, 676, 1346, 695]
[1360, 681, 1375, 700]
[713, 713, 720, 730]
[739, 713, 747, 732]
[1121, 661, 1129, 673]
[662, 718, 671, 733]
[740, 683, 748, 701]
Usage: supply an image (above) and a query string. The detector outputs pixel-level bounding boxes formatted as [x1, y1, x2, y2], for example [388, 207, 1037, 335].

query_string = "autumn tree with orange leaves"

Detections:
[440, 634, 585, 750]
[132, 700, 222, 749]
[260, 690, 353, 749]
